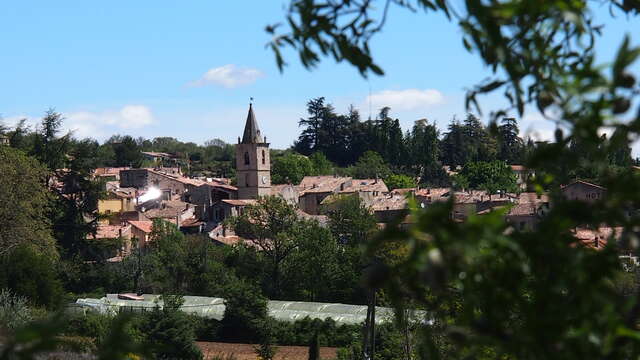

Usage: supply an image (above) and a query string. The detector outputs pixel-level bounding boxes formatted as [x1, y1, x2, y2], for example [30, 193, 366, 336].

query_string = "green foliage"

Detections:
[308, 331, 320, 360]
[0, 146, 57, 257]
[0, 289, 33, 331]
[140, 296, 203, 360]
[0, 244, 63, 308]
[385, 174, 416, 191]
[309, 152, 334, 175]
[270, 1, 640, 359]
[220, 280, 269, 343]
[228, 196, 302, 297]
[454, 160, 518, 194]
[272, 152, 314, 184]
[325, 195, 377, 247]
[347, 151, 391, 179]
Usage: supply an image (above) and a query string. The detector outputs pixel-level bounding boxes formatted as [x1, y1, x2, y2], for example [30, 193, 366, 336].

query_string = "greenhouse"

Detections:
[73, 294, 426, 325]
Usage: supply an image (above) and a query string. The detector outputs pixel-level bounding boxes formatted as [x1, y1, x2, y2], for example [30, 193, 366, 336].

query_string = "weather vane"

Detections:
[250, 97, 254, 105]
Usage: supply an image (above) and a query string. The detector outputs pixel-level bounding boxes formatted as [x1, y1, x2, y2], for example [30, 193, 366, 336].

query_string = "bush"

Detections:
[220, 281, 269, 343]
[0, 244, 64, 308]
[140, 296, 203, 360]
[0, 288, 33, 331]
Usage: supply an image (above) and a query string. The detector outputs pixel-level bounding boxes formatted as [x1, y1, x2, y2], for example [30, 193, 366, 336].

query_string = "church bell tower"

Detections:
[236, 103, 271, 199]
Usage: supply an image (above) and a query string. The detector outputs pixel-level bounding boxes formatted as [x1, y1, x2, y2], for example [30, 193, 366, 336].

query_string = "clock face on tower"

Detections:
[261, 175, 267, 184]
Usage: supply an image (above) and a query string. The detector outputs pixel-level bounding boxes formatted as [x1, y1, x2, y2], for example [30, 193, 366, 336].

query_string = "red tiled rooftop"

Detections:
[128, 220, 153, 233]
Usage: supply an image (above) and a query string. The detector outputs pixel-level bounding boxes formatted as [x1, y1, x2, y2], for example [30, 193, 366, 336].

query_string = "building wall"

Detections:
[299, 192, 331, 215]
[98, 199, 123, 214]
[120, 169, 148, 188]
[236, 143, 271, 199]
[506, 214, 539, 231]
[131, 227, 150, 249]
[561, 182, 606, 203]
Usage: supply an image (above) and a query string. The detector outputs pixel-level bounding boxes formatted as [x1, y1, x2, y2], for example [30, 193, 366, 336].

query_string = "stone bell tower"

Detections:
[236, 103, 271, 199]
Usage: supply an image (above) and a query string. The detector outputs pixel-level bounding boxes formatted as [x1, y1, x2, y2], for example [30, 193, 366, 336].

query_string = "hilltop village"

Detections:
[87, 104, 624, 259]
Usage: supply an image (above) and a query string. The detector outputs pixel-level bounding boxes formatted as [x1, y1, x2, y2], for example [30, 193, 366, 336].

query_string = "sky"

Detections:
[1, 1, 639, 152]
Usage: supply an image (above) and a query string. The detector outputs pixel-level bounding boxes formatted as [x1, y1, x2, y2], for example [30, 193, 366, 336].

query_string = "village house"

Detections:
[510, 165, 534, 190]
[561, 180, 606, 203]
[0, 134, 9, 146]
[128, 220, 153, 248]
[93, 167, 130, 182]
[119, 167, 182, 189]
[86, 223, 132, 258]
[97, 188, 137, 219]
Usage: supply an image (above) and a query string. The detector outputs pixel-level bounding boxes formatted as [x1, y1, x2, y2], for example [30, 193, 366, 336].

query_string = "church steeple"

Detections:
[235, 103, 271, 199]
[241, 103, 264, 144]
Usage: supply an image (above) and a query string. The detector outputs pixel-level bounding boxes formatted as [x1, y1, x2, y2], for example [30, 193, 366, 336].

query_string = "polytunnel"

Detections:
[72, 294, 427, 325]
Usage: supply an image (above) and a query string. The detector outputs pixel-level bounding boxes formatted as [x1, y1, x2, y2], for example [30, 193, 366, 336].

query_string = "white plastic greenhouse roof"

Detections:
[73, 294, 426, 325]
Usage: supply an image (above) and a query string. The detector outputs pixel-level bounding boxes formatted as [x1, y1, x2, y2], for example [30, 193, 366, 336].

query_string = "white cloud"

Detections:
[67, 105, 154, 131]
[189, 64, 264, 88]
[366, 89, 445, 111]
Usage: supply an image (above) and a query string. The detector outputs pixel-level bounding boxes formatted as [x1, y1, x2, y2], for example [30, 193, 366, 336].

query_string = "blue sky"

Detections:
[1, 1, 639, 151]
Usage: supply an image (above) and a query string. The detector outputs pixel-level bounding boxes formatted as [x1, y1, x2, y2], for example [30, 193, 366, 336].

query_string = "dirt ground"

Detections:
[197, 342, 338, 360]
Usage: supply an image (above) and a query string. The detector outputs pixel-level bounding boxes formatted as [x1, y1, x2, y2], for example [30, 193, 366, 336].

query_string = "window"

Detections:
[244, 152, 250, 165]
[245, 175, 250, 187]
[262, 150, 266, 165]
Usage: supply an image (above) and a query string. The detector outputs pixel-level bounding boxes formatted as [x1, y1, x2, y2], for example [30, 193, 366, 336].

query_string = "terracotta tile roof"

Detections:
[507, 203, 539, 216]
[87, 224, 131, 240]
[516, 192, 549, 204]
[415, 188, 451, 199]
[128, 220, 153, 233]
[391, 187, 417, 195]
[370, 194, 409, 211]
[340, 179, 389, 193]
[200, 181, 238, 191]
[221, 199, 257, 206]
[298, 176, 351, 194]
[561, 180, 607, 191]
[94, 167, 130, 176]
[110, 187, 137, 199]
[510, 165, 527, 171]
[296, 209, 329, 226]
[143, 200, 190, 219]
[181, 217, 203, 227]
[572, 227, 623, 250]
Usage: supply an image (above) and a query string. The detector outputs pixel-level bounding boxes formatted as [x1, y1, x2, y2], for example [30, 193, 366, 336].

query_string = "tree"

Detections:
[309, 152, 334, 175]
[384, 174, 416, 191]
[0, 146, 57, 256]
[0, 244, 63, 308]
[141, 295, 203, 360]
[108, 135, 143, 167]
[272, 152, 314, 184]
[220, 280, 270, 343]
[228, 196, 301, 297]
[496, 117, 524, 164]
[325, 195, 376, 247]
[269, 1, 640, 358]
[348, 151, 391, 179]
[295, 97, 328, 155]
[282, 220, 341, 301]
[454, 160, 518, 194]
[32, 109, 69, 176]
[308, 331, 320, 360]
[147, 220, 189, 293]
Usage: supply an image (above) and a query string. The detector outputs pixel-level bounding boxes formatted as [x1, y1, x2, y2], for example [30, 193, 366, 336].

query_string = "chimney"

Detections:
[340, 183, 344, 191]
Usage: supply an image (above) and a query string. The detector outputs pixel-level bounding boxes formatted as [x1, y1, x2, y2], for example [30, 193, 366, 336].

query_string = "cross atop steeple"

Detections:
[241, 102, 263, 144]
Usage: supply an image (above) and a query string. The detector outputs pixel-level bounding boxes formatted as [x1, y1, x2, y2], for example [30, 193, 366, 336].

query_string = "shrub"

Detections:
[0, 288, 33, 331]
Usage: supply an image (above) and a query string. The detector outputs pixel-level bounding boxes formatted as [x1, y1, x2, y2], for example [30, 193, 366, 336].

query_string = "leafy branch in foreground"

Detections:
[272, 0, 640, 359]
